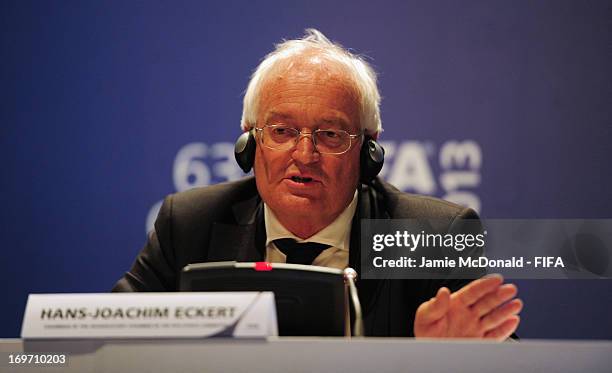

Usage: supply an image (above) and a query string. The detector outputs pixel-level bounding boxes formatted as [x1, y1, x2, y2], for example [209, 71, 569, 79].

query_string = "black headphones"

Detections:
[234, 130, 385, 184]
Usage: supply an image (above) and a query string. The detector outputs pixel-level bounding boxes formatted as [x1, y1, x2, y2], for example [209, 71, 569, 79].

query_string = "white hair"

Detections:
[240, 28, 382, 135]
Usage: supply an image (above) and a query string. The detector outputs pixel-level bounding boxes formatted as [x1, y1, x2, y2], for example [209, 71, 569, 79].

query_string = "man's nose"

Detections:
[291, 134, 320, 164]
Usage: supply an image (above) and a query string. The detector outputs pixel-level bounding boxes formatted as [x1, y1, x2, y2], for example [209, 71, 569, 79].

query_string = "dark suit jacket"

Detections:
[113, 176, 482, 337]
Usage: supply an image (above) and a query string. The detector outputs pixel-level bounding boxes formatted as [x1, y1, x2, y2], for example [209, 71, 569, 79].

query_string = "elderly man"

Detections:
[114, 29, 522, 339]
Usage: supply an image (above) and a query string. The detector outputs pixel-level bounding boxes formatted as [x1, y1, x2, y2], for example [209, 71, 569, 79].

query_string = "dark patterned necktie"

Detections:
[273, 238, 331, 265]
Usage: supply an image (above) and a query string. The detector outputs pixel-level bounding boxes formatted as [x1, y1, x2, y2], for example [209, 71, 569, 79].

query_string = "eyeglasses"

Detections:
[254, 124, 363, 155]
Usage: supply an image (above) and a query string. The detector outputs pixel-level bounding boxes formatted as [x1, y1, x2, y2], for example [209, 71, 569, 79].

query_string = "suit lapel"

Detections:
[351, 181, 391, 335]
[349, 180, 391, 269]
[206, 193, 266, 262]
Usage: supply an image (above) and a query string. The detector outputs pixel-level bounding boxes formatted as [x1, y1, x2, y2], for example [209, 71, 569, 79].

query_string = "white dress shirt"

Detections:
[264, 191, 358, 269]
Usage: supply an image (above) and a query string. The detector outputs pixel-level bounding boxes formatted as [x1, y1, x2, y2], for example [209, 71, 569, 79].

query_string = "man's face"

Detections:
[253, 57, 362, 235]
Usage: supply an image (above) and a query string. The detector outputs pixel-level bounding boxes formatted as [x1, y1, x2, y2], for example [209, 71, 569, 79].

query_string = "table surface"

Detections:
[1, 337, 611, 373]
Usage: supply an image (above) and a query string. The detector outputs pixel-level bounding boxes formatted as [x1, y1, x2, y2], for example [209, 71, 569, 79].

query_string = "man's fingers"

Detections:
[480, 298, 523, 331]
[416, 287, 450, 324]
[472, 283, 518, 317]
[453, 274, 504, 307]
[484, 316, 520, 341]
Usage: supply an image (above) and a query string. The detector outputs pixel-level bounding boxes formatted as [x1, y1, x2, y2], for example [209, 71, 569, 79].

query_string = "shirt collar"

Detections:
[264, 190, 358, 251]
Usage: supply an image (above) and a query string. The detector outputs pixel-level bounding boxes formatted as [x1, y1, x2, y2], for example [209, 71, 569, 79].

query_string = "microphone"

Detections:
[343, 267, 364, 337]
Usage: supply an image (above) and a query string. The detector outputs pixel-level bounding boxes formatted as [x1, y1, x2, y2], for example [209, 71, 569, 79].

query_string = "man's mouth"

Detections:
[290, 176, 313, 183]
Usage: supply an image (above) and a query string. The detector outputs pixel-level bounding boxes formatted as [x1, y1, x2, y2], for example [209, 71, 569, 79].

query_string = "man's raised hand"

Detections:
[414, 275, 523, 340]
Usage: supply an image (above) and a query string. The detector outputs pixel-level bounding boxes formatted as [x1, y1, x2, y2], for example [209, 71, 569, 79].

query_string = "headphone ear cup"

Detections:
[234, 131, 256, 173]
[360, 138, 385, 184]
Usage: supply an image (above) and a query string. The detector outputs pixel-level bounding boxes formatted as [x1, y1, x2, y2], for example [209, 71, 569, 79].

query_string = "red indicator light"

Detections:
[254, 262, 273, 271]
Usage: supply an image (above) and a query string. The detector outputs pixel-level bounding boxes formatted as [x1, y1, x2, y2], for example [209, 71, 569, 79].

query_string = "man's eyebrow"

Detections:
[265, 112, 294, 122]
[318, 117, 346, 124]
[264, 112, 351, 128]
[317, 117, 350, 128]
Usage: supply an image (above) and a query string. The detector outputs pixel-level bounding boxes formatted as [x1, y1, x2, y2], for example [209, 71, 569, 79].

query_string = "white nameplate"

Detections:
[21, 292, 277, 339]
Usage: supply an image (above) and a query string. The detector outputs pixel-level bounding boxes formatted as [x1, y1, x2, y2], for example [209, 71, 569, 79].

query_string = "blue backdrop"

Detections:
[2, 0, 611, 338]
